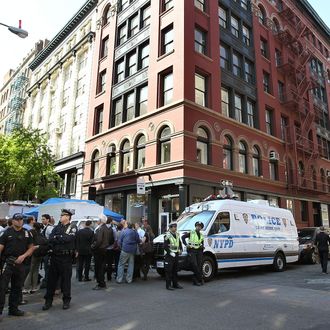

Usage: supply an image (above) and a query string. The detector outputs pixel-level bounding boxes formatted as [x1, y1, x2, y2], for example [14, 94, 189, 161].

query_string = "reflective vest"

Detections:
[166, 232, 180, 253]
[189, 230, 204, 249]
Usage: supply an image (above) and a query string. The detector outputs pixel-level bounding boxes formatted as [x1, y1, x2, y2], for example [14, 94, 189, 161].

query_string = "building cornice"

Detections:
[29, 0, 97, 71]
[54, 151, 85, 166]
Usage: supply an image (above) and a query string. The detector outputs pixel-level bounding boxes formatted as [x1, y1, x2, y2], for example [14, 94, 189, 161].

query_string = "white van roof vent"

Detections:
[247, 200, 269, 206]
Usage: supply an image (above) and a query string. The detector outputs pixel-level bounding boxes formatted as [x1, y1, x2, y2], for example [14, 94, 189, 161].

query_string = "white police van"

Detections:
[153, 183, 299, 281]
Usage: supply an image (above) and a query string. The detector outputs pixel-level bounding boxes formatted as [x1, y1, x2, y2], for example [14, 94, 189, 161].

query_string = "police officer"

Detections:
[182, 221, 204, 286]
[42, 209, 77, 311]
[164, 223, 183, 290]
[0, 213, 34, 319]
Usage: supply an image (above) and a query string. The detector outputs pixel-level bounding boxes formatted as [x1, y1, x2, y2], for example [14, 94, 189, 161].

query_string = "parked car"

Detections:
[70, 218, 99, 230]
[298, 227, 330, 264]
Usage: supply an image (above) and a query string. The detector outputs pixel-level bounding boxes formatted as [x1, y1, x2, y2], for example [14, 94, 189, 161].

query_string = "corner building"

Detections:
[84, 0, 330, 234]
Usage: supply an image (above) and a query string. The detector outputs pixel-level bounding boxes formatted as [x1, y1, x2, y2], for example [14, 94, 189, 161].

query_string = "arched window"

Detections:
[252, 145, 261, 176]
[120, 140, 130, 172]
[258, 5, 266, 25]
[158, 126, 171, 164]
[106, 144, 116, 175]
[298, 161, 305, 187]
[223, 135, 233, 170]
[196, 127, 209, 165]
[273, 18, 280, 33]
[238, 141, 248, 173]
[103, 5, 111, 26]
[91, 150, 100, 179]
[135, 135, 146, 169]
[320, 168, 326, 192]
[269, 151, 278, 180]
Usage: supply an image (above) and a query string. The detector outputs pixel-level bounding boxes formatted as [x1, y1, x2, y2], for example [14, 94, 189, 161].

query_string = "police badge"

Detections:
[282, 218, 287, 227]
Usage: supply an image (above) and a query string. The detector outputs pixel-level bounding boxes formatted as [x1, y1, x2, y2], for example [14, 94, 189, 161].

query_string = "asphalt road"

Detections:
[1, 262, 330, 330]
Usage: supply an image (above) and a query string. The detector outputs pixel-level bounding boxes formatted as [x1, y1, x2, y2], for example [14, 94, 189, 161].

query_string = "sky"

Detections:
[0, 0, 329, 84]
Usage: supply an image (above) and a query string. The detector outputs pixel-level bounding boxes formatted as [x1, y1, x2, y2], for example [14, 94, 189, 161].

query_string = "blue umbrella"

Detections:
[103, 208, 123, 222]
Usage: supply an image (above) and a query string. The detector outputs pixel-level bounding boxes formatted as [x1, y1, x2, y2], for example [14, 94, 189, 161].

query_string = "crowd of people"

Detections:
[0, 211, 157, 321]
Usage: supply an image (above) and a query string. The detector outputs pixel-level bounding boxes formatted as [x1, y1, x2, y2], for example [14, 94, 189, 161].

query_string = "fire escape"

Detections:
[6, 74, 29, 134]
[273, 1, 324, 192]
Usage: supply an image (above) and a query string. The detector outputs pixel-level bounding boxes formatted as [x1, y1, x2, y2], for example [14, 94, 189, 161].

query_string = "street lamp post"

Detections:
[0, 22, 28, 38]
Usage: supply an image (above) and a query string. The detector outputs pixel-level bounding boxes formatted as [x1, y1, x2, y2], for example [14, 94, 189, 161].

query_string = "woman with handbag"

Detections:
[141, 225, 155, 280]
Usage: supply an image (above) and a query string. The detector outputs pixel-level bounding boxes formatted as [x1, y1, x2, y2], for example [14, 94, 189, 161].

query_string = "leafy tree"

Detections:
[0, 128, 62, 202]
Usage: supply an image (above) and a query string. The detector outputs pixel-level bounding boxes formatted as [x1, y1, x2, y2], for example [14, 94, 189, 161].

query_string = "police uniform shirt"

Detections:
[164, 231, 182, 254]
[0, 227, 33, 257]
[49, 223, 77, 252]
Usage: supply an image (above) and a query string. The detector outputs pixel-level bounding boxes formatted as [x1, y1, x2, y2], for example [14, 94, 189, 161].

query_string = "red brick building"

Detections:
[83, 0, 329, 234]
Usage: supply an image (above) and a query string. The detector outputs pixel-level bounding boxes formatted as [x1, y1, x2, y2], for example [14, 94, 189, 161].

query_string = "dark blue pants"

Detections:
[319, 250, 329, 273]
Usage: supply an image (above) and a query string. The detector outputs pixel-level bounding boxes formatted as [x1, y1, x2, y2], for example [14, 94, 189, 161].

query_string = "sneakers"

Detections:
[8, 309, 25, 316]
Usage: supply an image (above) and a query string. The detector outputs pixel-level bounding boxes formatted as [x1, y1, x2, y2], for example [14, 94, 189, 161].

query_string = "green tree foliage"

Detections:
[0, 128, 62, 201]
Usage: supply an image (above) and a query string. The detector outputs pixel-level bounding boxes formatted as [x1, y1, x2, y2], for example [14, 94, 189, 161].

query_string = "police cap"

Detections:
[195, 221, 204, 229]
[61, 209, 73, 217]
[12, 213, 24, 220]
[169, 222, 177, 228]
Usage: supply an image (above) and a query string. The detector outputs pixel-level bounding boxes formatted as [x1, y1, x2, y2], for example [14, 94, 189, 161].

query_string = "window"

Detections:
[220, 45, 229, 70]
[67, 172, 77, 195]
[252, 146, 261, 176]
[195, 27, 207, 55]
[234, 94, 242, 122]
[125, 92, 135, 122]
[121, 140, 130, 172]
[115, 59, 125, 83]
[161, 25, 174, 55]
[97, 70, 106, 94]
[275, 49, 281, 66]
[280, 116, 287, 141]
[269, 153, 278, 180]
[127, 51, 137, 76]
[76, 77, 85, 97]
[223, 135, 233, 170]
[265, 108, 273, 135]
[159, 126, 171, 164]
[103, 5, 111, 26]
[120, 0, 129, 11]
[62, 87, 70, 107]
[91, 150, 100, 179]
[247, 100, 255, 127]
[244, 60, 253, 83]
[273, 18, 280, 33]
[135, 135, 146, 169]
[161, 71, 173, 106]
[218, 7, 227, 28]
[238, 141, 247, 173]
[258, 5, 266, 25]
[210, 212, 230, 234]
[141, 5, 151, 28]
[260, 38, 268, 58]
[106, 145, 116, 175]
[113, 98, 123, 126]
[231, 16, 239, 38]
[163, 0, 173, 12]
[194, 0, 205, 11]
[241, 0, 248, 10]
[138, 85, 148, 115]
[197, 127, 209, 165]
[195, 73, 207, 106]
[242, 25, 250, 46]
[100, 36, 109, 59]
[139, 42, 149, 69]
[129, 14, 139, 37]
[278, 81, 284, 102]
[301, 201, 308, 222]
[221, 87, 230, 117]
[263, 71, 271, 93]
[118, 24, 126, 45]
[232, 52, 242, 77]
[94, 106, 103, 135]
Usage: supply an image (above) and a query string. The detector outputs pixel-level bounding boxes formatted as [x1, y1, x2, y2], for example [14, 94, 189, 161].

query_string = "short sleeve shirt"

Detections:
[0, 227, 33, 257]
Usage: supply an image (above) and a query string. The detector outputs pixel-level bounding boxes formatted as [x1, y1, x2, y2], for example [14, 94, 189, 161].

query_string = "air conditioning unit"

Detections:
[108, 145, 116, 155]
[269, 151, 279, 160]
[55, 127, 62, 134]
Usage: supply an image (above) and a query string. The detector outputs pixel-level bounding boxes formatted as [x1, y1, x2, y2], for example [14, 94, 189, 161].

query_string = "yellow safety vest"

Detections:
[166, 232, 180, 252]
[189, 230, 204, 249]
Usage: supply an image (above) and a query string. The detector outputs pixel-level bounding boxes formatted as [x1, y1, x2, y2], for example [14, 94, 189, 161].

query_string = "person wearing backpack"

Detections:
[91, 215, 110, 290]
[23, 222, 48, 293]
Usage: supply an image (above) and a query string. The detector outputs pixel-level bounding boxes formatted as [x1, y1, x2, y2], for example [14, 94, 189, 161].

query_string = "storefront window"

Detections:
[127, 193, 148, 223]
[104, 193, 122, 214]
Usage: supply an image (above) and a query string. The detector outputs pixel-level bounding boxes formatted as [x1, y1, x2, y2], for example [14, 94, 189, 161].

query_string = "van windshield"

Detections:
[177, 211, 215, 231]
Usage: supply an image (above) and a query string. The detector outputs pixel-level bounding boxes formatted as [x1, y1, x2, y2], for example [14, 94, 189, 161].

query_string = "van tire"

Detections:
[273, 252, 286, 272]
[202, 255, 216, 282]
[308, 250, 317, 264]
[156, 268, 165, 277]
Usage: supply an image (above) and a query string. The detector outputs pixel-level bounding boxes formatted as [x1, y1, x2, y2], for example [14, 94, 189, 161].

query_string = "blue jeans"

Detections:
[116, 251, 135, 283]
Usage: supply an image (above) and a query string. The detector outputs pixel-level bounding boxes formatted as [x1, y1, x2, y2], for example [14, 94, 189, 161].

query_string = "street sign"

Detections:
[136, 177, 145, 195]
